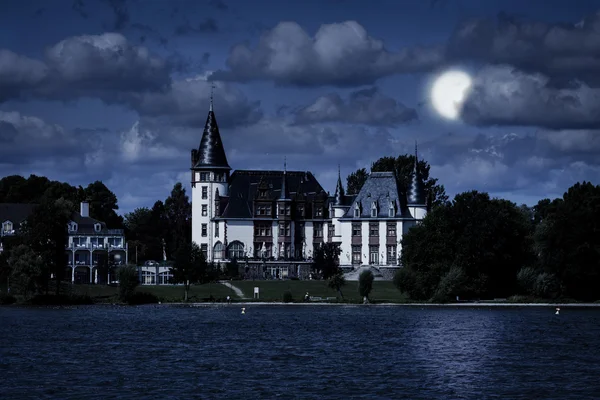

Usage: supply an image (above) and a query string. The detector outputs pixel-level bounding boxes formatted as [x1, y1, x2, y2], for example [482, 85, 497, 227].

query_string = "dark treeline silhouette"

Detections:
[2, 157, 600, 302]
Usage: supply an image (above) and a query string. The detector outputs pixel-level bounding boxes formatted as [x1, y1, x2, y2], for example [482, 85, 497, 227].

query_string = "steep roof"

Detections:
[218, 170, 327, 219]
[0, 203, 36, 232]
[334, 165, 346, 206]
[341, 172, 410, 219]
[192, 108, 231, 171]
[406, 143, 427, 205]
[0, 203, 121, 236]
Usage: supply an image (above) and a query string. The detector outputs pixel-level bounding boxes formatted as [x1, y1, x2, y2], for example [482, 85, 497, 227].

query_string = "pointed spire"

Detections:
[280, 157, 289, 200]
[192, 85, 230, 171]
[334, 163, 345, 206]
[407, 140, 426, 205]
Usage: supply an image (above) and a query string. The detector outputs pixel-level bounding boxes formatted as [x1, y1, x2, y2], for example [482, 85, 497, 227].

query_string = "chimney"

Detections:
[80, 201, 89, 218]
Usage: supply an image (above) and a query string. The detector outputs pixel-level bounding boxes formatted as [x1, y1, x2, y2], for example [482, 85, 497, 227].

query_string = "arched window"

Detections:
[227, 241, 244, 260]
[213, 241, 224, 260]
[2, 220, 13, 234]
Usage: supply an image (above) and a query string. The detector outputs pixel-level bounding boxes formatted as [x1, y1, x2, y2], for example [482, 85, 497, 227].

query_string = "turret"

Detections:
[191, 86, 231, 262]
[406, 141, 427, 220]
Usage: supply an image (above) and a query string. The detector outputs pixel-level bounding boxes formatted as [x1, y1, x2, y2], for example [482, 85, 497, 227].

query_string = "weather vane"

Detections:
[210, 83, 215, 111]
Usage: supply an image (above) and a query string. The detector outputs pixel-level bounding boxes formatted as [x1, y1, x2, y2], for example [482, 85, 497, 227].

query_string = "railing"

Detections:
[66, 243, 127, 250]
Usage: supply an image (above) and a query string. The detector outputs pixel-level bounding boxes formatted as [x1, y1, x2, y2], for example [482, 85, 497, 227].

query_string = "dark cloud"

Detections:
[461, 65, 600, 129]
[71, 0, 87, 18]
[101, 0, 130, 30]
[0, 50, 47, 101]
[209, 21, 444, 86]
[43, 33, 170, 95]
[209, 0, 228, 11]
[174, 18, 219, 36]
[0, 34, 259, 129]
[292, 87, 418, 126]
[131, 23, 168, 47]
[127, 77, 262, 129]
[448, 11, 600, 87]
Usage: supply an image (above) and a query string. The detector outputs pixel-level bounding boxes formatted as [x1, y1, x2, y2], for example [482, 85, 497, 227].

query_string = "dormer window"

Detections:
[2, 221, 13, 234]
[68, 222, 78, 233]
[354, 203, 361, 218]
[94, 223, 102, 232]
[389, 201, 396, 218]
[371, 201, 378, 218]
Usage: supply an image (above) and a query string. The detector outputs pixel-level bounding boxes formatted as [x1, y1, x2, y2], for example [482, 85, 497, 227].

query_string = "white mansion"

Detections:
[0, 201, 127, 284]
[190, 103, 429, 279]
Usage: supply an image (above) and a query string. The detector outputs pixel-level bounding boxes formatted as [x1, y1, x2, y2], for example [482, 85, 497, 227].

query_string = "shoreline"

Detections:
[173, 302, 600, 307]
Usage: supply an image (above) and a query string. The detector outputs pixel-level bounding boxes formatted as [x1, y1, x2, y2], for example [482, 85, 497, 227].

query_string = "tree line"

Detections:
[2, 153, 600, 302]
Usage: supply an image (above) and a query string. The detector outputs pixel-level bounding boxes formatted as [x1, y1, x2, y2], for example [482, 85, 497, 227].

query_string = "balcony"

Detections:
[66, 243, 127, 251]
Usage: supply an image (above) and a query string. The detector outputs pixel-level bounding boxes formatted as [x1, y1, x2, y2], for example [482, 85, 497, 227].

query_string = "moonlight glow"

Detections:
[431, 70, 472, 120]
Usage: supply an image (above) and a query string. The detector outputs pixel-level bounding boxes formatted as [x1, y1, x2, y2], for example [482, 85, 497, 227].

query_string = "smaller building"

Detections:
[0, 201, 127, 284]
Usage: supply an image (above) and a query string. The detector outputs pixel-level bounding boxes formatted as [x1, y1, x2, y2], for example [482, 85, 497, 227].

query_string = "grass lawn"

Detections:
[72, 283, 235, 303]
[10, 280, 404, 304]
[232, 280, 406, 303]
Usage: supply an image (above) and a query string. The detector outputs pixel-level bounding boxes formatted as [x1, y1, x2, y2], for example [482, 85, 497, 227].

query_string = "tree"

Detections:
[84, 181, 123, 228]
[398, 191, 534, 301]
[117, 265, 139, 303]
[7, 244, 44, 298]
[346, 168, 368, 195]
[171, 242, 206, 301]
[327, 271, 346, 300]
[346, 154, 449, 207]
[534, 182, 600, 301]
[22, 199, 71, 295]
[164, 183, 192, 261]
[312, 242, 341, 279]
[358, 270, 374, 303]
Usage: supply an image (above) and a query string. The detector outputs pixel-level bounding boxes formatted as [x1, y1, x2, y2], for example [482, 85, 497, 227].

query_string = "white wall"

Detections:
[191, 171, 228, 262]
[361, 221, 369, 266]
[225, 220, 254, 256]
[339, 219, 352, 266]
[379, 221, 387, 265]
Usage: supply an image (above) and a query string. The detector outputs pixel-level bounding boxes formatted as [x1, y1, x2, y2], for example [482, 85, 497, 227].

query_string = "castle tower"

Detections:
[406, 141, 428, 220]
[331, 165, 348, 243]
[190, 88, 231, 261]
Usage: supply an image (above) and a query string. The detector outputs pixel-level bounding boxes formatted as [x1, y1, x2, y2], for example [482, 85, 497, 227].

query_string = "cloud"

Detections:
[0, 111, 83, 165]
[209, 21, 444, 86]
[0, 33, 170, 102]
[0, 35, 260, 128]
[175, 18, 219, 35]
[448, 11, 600, 87]
[292, 87, 417, 126]
[0, 50, 48, 101]
[125, 74, 263, 128]
[209, 0, 228, 11]
[461, 65, 600, 129]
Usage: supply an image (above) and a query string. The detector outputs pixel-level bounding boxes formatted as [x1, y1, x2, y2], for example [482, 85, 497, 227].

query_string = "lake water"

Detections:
[1, 305, 599, 399]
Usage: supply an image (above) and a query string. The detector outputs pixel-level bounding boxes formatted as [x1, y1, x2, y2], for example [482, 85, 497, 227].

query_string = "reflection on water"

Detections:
[1, 305, 599, 399]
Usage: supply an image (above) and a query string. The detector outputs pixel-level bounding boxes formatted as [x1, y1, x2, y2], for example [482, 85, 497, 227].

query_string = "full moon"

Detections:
[430, 70, 472, 120]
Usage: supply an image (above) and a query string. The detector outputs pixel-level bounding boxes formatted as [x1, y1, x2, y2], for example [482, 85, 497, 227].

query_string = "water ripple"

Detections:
[1, 305, 600, 399]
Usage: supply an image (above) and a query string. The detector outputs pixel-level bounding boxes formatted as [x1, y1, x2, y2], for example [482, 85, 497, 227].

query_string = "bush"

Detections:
[533, 272, 560, 299]
[0, 294, 17, 305]
[358, 270, 374, 302]
[282, 290, 293, 303]
[517, 267, 538, 295]
[128, 291, 160, 305]
[28, 294, 94, 305]
[117, 265, 140, 303]
[432, 266, 467, 303]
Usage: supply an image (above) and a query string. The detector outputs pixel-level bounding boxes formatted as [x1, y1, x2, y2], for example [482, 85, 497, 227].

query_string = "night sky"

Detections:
[1, 0, 599, 213]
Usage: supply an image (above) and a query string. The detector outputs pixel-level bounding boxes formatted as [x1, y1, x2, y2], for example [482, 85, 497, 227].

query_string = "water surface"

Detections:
[1, 305, 598, 399]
